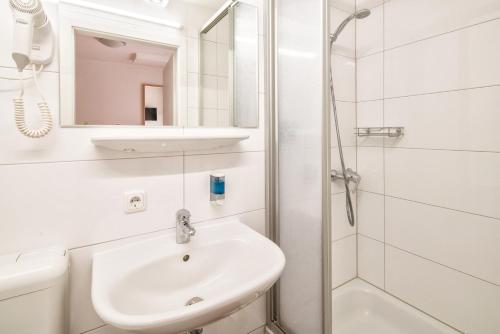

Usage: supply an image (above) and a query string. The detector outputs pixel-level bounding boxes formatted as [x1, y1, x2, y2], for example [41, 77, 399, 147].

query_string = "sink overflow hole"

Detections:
[183, 255, 190, 262]
[185, 296, 204, 306]
[186, 329, 203, 334]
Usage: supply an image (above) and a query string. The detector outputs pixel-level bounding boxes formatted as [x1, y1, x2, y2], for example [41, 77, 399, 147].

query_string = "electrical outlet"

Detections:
[124, 191, 146, 213]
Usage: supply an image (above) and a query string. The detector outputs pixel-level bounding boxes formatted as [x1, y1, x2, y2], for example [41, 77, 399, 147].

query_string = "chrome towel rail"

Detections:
[355, 127, 404, 138]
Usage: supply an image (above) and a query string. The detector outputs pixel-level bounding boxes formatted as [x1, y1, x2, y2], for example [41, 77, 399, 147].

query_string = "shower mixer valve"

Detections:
[331, 168, 361, 192]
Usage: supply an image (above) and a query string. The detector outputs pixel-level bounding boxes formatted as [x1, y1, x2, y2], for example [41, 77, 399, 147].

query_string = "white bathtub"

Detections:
[332, 279, 460, 334]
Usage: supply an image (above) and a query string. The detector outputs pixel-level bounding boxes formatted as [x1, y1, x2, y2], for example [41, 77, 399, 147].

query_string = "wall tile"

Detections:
[385, 86, 500, 152]
[357, 100, 384, 127]
[385, 148, 500, 219]
[331, 101, 357, 148]
[0, 157, 183, 254]
[385, 0, 500, 49]
[357, 146, 384, 193]
[356, 100, 383, 147]
[385, 19, 500, 98]
[331, 7, 356, 58]
[357, 191, 384, 242]
[332, 193, 357, 241]
[188, 72, 200, 109]
[332, 54, 356, 102]
[386, 246, 500, 334]
[386, 197, 500, 286]
[185, 152, 265, 222]
[201, 296, 266, 334]
[358, 235, 384, 289]
[357, 52, 383, 101]
[332, 235, 357, 288]
[331, 147, 357, 194]
[356, 4, 383, 58]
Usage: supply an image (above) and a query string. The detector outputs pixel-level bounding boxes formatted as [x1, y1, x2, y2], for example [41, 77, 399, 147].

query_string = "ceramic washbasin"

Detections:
[91, 220, 285, 333]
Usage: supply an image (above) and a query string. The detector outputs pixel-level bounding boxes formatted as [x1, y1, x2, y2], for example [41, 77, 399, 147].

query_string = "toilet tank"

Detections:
[0, 246, 69, 334]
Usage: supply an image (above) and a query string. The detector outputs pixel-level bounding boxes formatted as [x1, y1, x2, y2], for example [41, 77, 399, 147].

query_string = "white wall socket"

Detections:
[124, 191, 146, 213]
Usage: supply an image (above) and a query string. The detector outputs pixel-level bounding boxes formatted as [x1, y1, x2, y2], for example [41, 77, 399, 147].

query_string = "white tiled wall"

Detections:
[330, 0, 358, 289]
[355, 0, 500, 332]
[0, 1, 267, 334]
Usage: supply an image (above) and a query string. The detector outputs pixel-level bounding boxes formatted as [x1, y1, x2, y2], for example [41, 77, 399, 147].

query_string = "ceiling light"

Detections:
[95, 37, 127, 48]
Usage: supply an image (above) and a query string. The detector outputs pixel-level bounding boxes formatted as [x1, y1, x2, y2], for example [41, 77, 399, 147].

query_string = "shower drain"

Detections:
[185, 296, 204, 306]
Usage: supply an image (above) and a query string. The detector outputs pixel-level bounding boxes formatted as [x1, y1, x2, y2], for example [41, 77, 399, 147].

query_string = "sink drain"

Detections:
[183, 254, 190, 262]
[185, 296, 204, 306]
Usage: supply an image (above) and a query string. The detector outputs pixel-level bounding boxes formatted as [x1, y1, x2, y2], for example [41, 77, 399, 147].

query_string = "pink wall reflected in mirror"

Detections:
[75, 31, 176, 126]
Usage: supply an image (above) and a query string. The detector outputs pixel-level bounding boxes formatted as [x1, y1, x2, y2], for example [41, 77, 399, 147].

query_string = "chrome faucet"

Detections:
[176, 209, 195, 244]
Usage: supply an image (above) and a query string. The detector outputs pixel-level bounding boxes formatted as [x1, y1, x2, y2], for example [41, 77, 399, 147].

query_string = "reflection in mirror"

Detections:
[199, 1, 259, 128]
[233, 2, 259, 128]
[75, 31, 176, 126]
[60, 0, 260, 128]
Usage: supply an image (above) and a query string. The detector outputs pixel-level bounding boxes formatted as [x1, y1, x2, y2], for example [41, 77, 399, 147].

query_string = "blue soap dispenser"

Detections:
[210, 172, 225, 205]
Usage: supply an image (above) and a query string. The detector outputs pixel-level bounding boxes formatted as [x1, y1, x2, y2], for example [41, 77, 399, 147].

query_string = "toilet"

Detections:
[0, 246, 68, 334]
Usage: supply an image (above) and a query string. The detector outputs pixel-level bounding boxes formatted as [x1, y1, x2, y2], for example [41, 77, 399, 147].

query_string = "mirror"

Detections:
[59, 0, 260, 128]
[199, 2, 259, 128]
[74, 31, 176, 126]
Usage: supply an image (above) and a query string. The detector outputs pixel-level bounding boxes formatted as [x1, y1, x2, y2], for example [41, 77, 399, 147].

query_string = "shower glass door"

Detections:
[268, 0, 331, 333]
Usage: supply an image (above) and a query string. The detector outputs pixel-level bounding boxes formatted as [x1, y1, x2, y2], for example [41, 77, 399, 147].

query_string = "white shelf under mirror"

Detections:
[91, 134, 250, 153]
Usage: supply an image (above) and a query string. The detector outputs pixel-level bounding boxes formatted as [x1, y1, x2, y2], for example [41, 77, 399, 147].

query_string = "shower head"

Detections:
[354, 8, 371, 19]
[330, 8, 371, 43]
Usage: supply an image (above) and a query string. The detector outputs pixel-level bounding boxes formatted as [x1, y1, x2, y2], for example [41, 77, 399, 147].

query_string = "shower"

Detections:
[330, 9, 371, 42]
[329, 9, 370, 226]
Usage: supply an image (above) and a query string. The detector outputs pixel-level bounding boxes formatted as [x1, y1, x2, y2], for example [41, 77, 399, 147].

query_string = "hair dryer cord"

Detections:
[13, 64, 53, 138]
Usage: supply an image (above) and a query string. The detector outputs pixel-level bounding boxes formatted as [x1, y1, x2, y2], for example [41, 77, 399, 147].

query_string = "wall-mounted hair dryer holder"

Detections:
[28, 20, 54, 67]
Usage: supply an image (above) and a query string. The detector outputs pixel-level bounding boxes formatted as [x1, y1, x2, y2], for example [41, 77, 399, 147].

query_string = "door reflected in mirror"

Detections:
[144, 85, 165, 126]
[60, 0, 260, 128]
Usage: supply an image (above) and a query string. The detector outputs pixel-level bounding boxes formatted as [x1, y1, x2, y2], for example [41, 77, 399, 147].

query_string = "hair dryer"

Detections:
[8, 0, 54, 138]
[10, 0, 54, 71]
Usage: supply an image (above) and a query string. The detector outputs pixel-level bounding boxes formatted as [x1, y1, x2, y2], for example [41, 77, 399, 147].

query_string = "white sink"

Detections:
[91, 220, 285, 334]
